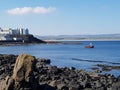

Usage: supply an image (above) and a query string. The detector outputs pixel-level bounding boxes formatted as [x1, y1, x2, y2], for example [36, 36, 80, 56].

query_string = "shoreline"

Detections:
[0, 40, 61, 46]
[43, 39, 120, 42]
[0, 39, 119, 46]
[0, 54, 120, 90]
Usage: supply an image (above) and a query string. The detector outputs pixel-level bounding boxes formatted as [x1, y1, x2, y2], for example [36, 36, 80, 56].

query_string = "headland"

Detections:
[0, 27, 59, 46]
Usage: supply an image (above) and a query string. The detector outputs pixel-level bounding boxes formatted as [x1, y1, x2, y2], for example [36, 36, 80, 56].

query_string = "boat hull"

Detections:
[85, 45, 94, 48]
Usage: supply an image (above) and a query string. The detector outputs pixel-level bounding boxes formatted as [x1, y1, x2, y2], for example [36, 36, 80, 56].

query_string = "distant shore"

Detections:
[36, 34, 120, 42]
[0, 35, 120, 46]
[43, 38, 120, 42]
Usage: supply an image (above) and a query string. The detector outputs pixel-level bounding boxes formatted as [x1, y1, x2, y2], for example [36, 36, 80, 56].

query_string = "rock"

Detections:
[37, 58, 51, 65]
[4, 75, 14, 90]
[4, 54, 40, 90]
[13, 54, 36, 82]
[57, 84, 68, 90]
[112, 81, 120, 90]
[69, 85, 80, 90]
[49, 80, 60, 87]
[40, 84, 56, 90]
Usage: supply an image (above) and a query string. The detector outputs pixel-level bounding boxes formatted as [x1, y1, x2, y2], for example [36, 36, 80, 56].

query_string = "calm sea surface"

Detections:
[0, 41, 120, 76]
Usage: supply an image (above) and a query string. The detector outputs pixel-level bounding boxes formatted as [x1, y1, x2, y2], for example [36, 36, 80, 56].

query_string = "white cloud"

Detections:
[7, 7, 32, 15]
[7, 6, 56, 15]
[33, 7, 56, 14]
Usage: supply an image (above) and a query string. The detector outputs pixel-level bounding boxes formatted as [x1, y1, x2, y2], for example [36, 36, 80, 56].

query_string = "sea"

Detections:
[0, 41, 120, 76]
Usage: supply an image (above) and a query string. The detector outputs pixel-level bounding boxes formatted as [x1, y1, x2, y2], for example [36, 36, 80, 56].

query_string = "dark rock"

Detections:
[38, 58, 51, 64]
[96, 64, 120, 71]
[40, 84, 56, 90]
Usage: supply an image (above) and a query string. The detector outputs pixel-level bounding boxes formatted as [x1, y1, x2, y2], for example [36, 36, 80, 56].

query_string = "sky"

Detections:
[0, 0, 120, 35]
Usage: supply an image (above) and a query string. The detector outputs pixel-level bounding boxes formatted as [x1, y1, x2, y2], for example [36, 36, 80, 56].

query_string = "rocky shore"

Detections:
[0, 54, 120, 90]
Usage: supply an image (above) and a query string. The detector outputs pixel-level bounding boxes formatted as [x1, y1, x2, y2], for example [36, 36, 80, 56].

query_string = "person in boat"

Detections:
[89, 43, 93, 46]
[85, 42, 94, 48]
[89, 43, 94, 48]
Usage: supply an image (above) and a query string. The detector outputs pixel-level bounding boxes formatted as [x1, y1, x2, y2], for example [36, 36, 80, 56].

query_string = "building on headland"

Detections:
[0, 27, 29, 41]
[0, 27, 45, 44]
[0, 28, 29, 35]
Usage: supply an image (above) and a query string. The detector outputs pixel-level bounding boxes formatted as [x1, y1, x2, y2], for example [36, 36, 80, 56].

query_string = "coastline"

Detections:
[0, 54, 120, 90]
[0, 37, 120, 46]
[43, 38, 120, 42]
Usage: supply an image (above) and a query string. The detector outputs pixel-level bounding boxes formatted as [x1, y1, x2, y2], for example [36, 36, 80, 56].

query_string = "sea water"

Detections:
[0, 41, 120, 76]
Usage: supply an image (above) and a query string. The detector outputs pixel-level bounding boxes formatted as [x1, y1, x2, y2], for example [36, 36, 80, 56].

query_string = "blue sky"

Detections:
[0, 0, 120, 35]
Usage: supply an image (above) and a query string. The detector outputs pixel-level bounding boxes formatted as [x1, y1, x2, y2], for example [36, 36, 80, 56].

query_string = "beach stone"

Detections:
[57, 83, 68, 90]
[4, 54, 40, 90]
[69, 85, 80, 90]
[49, 80, 60, 87]
[4, 75, 14, 90]
[39, 58, 51, 64]
[112, 81, 120, 90]
[13, 54, 36, 82]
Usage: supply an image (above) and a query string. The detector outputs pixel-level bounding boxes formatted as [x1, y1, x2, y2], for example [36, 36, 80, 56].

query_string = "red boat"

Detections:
[85, 45, 94, 48]
[85, 43, 94, 48]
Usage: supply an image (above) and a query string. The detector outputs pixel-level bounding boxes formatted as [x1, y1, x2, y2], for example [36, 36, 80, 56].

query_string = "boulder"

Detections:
[4, 54, 40, 90]
[13, 54, 36, 82]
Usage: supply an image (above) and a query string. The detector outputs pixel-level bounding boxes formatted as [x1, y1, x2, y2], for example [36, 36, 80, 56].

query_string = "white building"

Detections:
[0, 28, 10, 35]
[0, 27, 29, 35]
[19, 28, 29, 35]
[0, 27, 29, 41]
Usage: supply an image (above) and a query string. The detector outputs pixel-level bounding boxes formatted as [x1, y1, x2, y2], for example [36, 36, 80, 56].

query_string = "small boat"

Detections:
[85, 45, 94, 48]
[85, 43, 94, 48]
